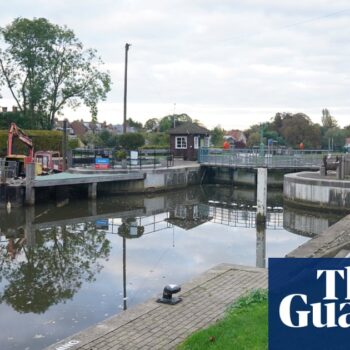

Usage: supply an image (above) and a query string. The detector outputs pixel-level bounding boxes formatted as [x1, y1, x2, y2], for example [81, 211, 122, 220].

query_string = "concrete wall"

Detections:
[99, 165, 202, 194]
[205, 166, 288, 187]
[284, 172, 350, 211]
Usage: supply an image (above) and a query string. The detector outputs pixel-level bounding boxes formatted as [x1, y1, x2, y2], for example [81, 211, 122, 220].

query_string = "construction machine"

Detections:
[6, 123, 41, 176]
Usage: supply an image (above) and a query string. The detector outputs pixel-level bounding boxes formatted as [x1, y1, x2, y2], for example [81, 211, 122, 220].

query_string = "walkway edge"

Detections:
[46, 264, 266, 350]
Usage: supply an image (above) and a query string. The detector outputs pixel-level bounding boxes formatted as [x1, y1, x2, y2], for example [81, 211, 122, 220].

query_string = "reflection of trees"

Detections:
[118, 218, 144, 239]
[0, 223, 110, 313]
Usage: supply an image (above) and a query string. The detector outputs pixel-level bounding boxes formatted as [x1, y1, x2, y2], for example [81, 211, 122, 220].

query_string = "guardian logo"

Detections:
[269, 258, 350, 350]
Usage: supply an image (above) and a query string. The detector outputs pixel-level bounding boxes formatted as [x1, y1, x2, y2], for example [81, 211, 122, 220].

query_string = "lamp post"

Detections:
[123, 43, 131, 134]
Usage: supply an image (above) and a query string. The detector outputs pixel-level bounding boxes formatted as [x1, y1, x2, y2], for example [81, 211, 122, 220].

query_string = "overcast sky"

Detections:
[1, 0, 349, 130]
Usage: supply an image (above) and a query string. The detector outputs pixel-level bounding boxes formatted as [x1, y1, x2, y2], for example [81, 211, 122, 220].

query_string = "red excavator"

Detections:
[6, 122, 36, 176]
[6, 123, 63, 176]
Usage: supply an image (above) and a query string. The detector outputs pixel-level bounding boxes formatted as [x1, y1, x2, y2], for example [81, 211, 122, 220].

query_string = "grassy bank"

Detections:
[178, 289, 268, 350]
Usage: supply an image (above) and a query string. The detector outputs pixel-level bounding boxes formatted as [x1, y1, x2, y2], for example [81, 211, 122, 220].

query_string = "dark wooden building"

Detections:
[169, 123, 211, 161]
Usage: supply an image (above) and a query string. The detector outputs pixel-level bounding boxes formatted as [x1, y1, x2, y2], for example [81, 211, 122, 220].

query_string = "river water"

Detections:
[0, 185, 342, 350]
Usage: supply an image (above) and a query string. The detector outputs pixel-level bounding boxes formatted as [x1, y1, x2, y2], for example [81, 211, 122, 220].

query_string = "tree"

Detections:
[0, 18, 111, 129]
[321, 109, 338, 129]
[119, 133, 145, 150]
[98, 129, 118, 147]
[159, 113, 192, 132]
[127, 118, 143, 130]
[0, 224, 110, 313]
[322, 127, 346, 150]
[211, 126, 224, 147]
[144, 118, 159, 131]
[279, 113, 320, 148]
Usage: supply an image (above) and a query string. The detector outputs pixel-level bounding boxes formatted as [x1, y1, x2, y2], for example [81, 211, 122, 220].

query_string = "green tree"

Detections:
[321, 108, 338, 129]
[279, 113, 320, 148]
[0, 224, 110, 313]
[127, 118, 143, 130]
[144, 118, 159, 131]
[159, 113, 192, 132]
[322, 127, 346, 150]
[159, 115, 174, 132]
[246, 131, 260, 147]
[145, 132, 169, 147]
[98, 129, 118, 147]
[0, 18, 111, 129]
[211, 126, 224, 147]
[119, 132, 145, 150]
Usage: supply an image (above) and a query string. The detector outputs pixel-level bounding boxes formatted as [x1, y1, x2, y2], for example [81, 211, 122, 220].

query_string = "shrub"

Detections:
[0, 129, 70, 156]
[118, 132, 145, 150]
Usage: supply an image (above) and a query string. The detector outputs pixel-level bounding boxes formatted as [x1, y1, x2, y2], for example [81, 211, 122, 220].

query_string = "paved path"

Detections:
[47, 264, 267, 350]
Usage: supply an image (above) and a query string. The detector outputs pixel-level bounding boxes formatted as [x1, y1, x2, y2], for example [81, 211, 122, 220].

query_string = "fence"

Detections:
[198, 148, 333, 169]
[0, 159, 18, 182]
[71, 148, 174, 169]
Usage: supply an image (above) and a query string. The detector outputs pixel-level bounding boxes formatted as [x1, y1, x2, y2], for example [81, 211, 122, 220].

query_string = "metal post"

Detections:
[123, 237, 127, 310]
[62, 119, 68, 171]
[256, 167, 267, 226]
[123, 43, 131, 134]
[256, 224, 266, 268]
[25, 162, 36, 205]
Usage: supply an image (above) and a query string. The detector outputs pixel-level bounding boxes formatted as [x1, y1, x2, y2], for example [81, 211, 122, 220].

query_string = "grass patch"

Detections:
[178, 289, 268, 350]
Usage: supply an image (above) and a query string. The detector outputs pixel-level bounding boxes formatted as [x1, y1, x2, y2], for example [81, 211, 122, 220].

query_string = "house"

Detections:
[166, 204, 211, 230]
[168, 122, 211, 161]
[224, 130, 247, 148]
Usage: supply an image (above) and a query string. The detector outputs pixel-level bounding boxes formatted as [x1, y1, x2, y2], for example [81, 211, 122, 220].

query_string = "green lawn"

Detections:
[177, 289, 268, 350]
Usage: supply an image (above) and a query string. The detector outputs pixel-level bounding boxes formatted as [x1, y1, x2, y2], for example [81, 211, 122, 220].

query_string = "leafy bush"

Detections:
[144, 132, 169, 148]
[115, 150, 127, 160]
[118, 133, 145, 150]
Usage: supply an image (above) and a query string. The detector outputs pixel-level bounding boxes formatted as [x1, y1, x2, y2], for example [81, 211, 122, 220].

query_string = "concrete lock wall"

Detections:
[99, 166, 202, 194]
[284, 172, 350, 211]
[205, 167, 286, 187]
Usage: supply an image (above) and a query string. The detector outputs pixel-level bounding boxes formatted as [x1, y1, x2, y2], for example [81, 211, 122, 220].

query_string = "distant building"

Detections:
[169, 122, 210, 161]
[345, 137, 350, 152]
[224, 130, 247, 148]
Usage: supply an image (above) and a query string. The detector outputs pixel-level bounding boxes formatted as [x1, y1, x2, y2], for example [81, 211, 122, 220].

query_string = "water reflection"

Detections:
[0, 222, 111, 313]
[0, 185, 336, 349]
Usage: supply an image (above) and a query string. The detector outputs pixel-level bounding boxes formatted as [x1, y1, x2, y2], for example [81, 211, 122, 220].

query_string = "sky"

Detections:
[0, 0, 349, 130]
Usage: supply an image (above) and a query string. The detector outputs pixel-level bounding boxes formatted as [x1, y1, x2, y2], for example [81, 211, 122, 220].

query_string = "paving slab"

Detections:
[46, 264, 267, 350]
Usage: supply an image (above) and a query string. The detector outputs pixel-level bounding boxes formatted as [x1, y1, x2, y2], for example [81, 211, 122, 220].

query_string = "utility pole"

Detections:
[173, 103, 176, 128]
[123, 43, 131, 134]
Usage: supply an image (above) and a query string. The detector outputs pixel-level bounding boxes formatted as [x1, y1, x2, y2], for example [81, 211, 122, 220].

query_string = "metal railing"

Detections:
[0, 159, 18, 182]
[198, 148, 333, 169]
[71, 148, 174, 169]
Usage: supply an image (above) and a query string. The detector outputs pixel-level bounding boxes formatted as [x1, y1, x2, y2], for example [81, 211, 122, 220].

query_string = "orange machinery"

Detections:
[6, 123, 41, 176]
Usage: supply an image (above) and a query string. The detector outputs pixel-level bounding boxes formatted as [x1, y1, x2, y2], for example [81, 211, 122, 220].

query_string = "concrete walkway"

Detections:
[47, 264, 267, 350]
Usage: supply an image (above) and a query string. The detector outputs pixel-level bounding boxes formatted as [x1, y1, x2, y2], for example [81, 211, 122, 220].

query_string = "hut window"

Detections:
[175, 136, 187, 149]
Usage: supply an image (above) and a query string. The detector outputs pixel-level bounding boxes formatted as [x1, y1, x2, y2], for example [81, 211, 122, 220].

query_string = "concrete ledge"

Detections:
[284, 171, 350, 211]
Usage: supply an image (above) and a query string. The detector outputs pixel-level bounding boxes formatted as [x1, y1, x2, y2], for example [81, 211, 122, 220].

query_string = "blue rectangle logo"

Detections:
[95, 158, 109, 164]
[269, 258, 350, 350]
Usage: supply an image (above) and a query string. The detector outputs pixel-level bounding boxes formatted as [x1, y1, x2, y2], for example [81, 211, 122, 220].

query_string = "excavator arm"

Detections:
[7, 123, 34, 159]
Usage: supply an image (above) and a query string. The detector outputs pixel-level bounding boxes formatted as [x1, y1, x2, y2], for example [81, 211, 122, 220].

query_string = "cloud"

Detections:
[1, 0, 349, 129]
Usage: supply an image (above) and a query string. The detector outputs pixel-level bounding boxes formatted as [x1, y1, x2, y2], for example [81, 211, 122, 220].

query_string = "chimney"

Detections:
[12, 106, 18, 113]
[2, 107, 7, 113]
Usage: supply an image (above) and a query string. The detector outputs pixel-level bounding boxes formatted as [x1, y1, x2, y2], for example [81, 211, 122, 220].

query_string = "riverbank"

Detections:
[46, 210, 350, 350]
[46, 264, 267, 350]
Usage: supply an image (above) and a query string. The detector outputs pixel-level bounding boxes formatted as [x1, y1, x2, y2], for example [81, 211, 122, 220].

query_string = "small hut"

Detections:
[168, 122, 210, 161]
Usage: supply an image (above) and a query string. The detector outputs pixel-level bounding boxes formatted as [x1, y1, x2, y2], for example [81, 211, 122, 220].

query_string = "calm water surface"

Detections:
[0, 185, 342, 350]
